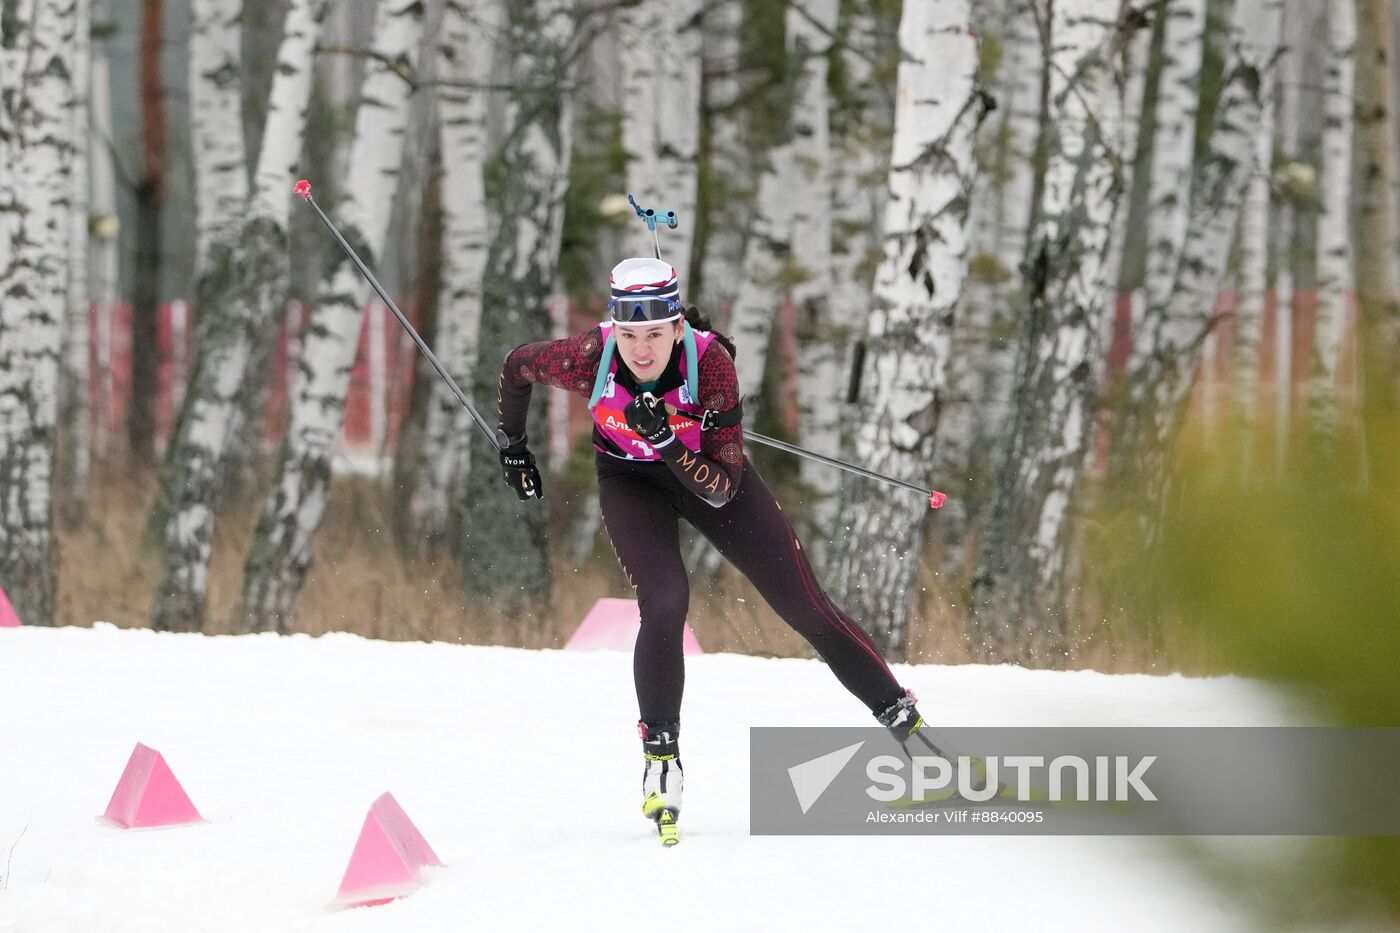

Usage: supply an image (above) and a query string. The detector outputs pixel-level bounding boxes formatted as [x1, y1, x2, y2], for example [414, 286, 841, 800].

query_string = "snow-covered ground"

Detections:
[0, 623, 1294, 932]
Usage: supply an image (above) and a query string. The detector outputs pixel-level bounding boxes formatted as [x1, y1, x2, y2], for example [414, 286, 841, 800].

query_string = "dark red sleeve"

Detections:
[497, 326, 605, 439]
[656, 340, 744, 507]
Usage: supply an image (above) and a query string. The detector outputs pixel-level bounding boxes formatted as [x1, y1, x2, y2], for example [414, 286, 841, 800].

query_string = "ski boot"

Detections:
[876, 690, 943, 757]
[876, 691, 1014, 803]
[639, 720, 683, 847]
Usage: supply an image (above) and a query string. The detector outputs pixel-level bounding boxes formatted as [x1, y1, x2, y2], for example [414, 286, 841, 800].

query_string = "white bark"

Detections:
[1138, 0, 1206, 324]
[189, 0, 246, 274]
[59, 0, 94, 522]
[1230, 1, 1284, 463]
[0, 0, 77, 626]
[241, 0, 423, 632]
[936, 0, 1044, 564]
[729, 0, 840, 403]
[405, 0, 498, 549]
[970, 0, 1125, 664]
[1310, 0, 1355, 446]
[1113, 0, 1280, 499]
[151, 0, 329, 633]
[826, 0, 982, 657]
[618, 0, 703, 286]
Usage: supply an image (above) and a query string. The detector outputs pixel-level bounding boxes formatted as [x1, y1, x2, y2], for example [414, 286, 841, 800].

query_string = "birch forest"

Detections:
[3, 0, 1399, 675]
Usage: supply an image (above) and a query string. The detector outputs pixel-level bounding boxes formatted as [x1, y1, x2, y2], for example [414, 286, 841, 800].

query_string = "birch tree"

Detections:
[800, 3, 895, 559]
[58, 0, 93, 524]
[1110, 0, 1280, 510]
[1352, 0, 1400, 475]
[728, 0, 840, 403]
[147, 0, 246, 553]
[1229, 0, 1284, 467]
[825, 0, 984, 658]
[460, 0, 583, 605]
[89, 4, 121, 459]
[151, 0, 329, 633]
[1272, 1, 1305, 474]
[0, 0, 77, 626]
[934, 0, 1043, 569]
[968, 0, 1127, 664]
[403, 0, 500, 550]
[618, 0, 702, 285]
[1309, 0, 1355, 450]
[239, 0, 423, 633]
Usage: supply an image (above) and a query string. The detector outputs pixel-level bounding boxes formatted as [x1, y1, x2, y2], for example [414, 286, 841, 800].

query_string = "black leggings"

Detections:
[597, 454, 905, 724]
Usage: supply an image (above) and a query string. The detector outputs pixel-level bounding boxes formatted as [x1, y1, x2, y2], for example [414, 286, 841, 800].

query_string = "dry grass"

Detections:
[54, 460, 1202, 676]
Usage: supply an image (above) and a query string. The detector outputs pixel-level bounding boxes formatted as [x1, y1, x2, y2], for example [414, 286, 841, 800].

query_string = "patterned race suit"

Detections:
[498, 324, 906, 725]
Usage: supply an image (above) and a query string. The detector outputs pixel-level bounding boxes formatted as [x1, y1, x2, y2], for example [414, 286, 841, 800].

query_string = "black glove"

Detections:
[496, 430, 543, 500]
[624, 393, 674, 447]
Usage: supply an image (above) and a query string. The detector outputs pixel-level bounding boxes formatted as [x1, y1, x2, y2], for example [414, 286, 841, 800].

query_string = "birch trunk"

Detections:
[800, 7, 892, 567]
[58, 0, 93, 525]
[824, 0, 983, 659]
[151, 0, 328, 634]
[935, 0, 1044, 571]
[1230, 0, 1284, 465]
[1309, 0, 1355, 451]
[618, 0, 702, 285]
[1272, 1, 1304, 475]
[459, 0, 580, 607]
[968, 0, 1126, 665]
[0, 0, 76, 627]
[89, 13, 120, 459]
[788, 0, 840, 517]
[1352, 0, 1400, 475]
[1111, 0, 1280, 507]
[1138, 0, 1205, 322]
[728, 1, 839, 403]
[238, 0, 422, 633]
[148, 0, 246, 552]
[403, 0, 499, 550]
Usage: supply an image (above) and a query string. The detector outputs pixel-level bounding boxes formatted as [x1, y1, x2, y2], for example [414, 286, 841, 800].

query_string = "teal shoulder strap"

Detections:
[682, 321, 699, 401]
[588, 331, 617, 410]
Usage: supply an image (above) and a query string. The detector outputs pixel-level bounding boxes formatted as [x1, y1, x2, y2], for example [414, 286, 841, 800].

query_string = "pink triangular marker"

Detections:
[564, 597, 703, 655]
[335, 792, 443, 908]
[0, 585, 20, 627]
[101, 743, 203, 829]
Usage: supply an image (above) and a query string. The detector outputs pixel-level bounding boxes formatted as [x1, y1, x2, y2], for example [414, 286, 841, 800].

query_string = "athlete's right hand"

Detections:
[496, 430, 543, 500]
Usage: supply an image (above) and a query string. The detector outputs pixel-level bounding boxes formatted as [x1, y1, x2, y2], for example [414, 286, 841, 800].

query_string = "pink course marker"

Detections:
[0, 585, 20, 627]
[335, 792, 443, 908]
[101, 743, 203, 829]
[565, 597, 703, 655]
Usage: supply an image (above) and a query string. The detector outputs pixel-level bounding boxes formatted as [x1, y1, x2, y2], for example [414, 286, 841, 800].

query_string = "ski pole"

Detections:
[293, 179, 502, 451]
[745, 430, 947, 509]
[659, 400, 946, 509]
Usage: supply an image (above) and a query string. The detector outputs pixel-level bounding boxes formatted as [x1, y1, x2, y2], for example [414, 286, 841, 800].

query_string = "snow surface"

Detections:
[0, 623, 1295, 932]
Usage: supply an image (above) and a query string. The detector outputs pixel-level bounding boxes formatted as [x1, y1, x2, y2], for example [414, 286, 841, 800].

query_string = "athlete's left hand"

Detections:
[625, 393, 674, 447]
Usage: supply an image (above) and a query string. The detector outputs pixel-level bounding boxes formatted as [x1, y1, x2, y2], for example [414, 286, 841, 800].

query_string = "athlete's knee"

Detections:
[638, 577, 690, 630]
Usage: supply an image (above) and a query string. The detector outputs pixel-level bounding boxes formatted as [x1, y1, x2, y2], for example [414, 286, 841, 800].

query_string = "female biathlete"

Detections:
[493, 257, 928, 844]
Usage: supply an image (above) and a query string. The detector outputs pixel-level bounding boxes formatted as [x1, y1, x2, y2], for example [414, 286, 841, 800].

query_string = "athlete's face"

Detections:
[614, 320, 682, 383]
